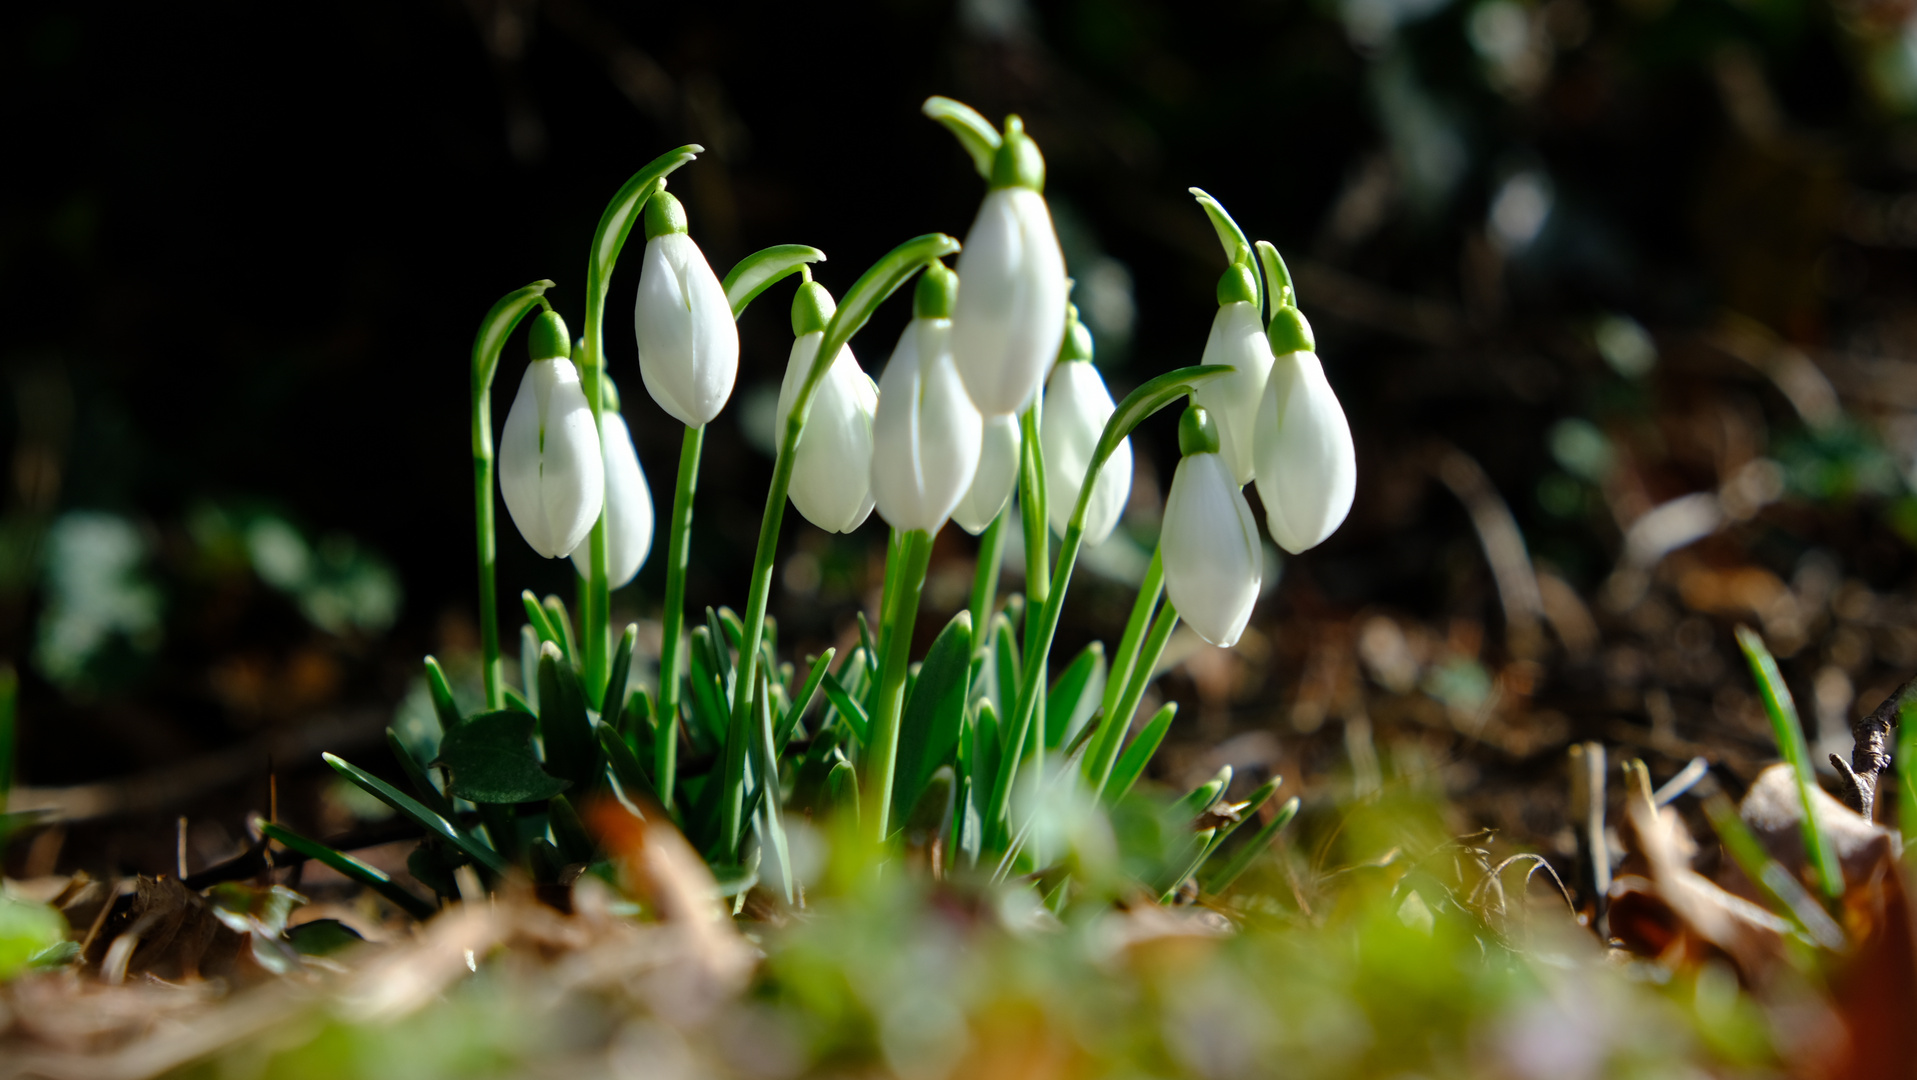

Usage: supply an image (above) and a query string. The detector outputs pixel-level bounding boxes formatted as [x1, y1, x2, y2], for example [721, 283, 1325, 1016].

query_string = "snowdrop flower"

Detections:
[1192, 258, 1274, 486]
[952, 414, 1021, 535]
[571, 383, 654, 588]
[951, 117, 1069, 416]
[1162, 405, 1261, 647]
[871, 262, 982, 533]
[634, 189, 738, 428]
[500, 310, 604, 559]
[775, 281, 878, 534]
[1253, 305, 1355, 554]
[1040, 309, 1131, 546]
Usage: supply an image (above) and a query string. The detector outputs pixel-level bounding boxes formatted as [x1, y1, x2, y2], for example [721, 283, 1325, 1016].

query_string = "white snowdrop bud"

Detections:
[1253, 306, 1355, 554]
[1192, 261, 1274, 486]
[1163, 406, 1262, 647]
[950, 118, 1069, 416]
[952, 413, 1022, 535]
[871, 263, 982, 534]
[634, 190, 739, 428]
[571, 400, 654, 588]
[1040, 316, 1130, 546]
[775, 281, 878, 534]
[499, 311, 604, 559]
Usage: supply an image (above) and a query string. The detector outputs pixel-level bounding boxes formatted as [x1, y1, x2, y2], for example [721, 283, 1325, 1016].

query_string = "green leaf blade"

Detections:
[323, 753, 509, 875]
[1734, 625, 1843, 900]
[724, 244, 827, 318]
[892, 612, 974, 826]
[259, 821, 437, 920]
[922, 96, 1002, 179]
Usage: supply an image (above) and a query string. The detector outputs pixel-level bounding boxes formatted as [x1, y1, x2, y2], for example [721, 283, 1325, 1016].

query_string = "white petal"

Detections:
[572, 411, 654, 587]
[1254, 350, 1356, 554]
[1193, 302, 1275, 486]
[1162, 452, 1262, 647]
[953, 413, 1022, 534]
[499, 364, 554, 556]
[499, 359, 604, 559]
[779, 334, 877, 534]
[636, 234, 739, 427]
[951, 188, 1069, 416]
[873, 319, 982, 533]
[1040, 359, 1130, 546]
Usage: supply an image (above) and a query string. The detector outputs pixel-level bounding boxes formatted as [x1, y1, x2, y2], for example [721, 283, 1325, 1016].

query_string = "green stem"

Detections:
[967, 511, 1006, 668]
[715, 232, 960, 858]
[471, 281, 556, 709]
[1086, 546, 1163, 785]
[1015, 404, 1049, 790]
[653, 424, 704, 813]
[865, 528, 934, 844]
[1093, 598, 1180, 796]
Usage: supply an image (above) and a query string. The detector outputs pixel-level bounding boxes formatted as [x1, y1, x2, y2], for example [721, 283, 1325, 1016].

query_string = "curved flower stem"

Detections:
[967, 511, 1006, 674]
[865, 528, 935, 844]
[471, 280, 556, 709]
[1016, 404, 1049, 786]
[715, 232, 960, 858]
[1084, 545, 1163, 785]
[651, 423, 704, 813]
[1092, 597, 1180, 797]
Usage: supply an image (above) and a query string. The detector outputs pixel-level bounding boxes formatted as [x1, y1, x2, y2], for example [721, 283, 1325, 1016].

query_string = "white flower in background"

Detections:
[871, 263, 982, 533]
[634, 189, 739, 428]
[1254, 305, 1356, 554]
[776, 282, 879, 534]
[952, 413, 1022, 535]
[571, 401, 654, 588]
[1040, 316, 1131, 546]
[1162, 406, 1262, 648]
[500, 310, 604, 559]
[950, 118, 1069, 416]
[1192, 261, 1274, 486]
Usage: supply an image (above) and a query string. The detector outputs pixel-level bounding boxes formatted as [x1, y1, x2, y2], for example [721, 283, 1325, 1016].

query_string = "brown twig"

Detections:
[1833, 673, 1915, 819]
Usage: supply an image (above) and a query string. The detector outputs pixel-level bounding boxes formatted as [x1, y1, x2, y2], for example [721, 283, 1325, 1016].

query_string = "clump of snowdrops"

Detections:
[278, 96, 1357, 912]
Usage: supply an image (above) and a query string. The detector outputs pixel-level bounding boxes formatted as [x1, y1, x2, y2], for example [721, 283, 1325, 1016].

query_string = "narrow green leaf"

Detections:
[603, 623, 638, 732]
[922, 96, 1002, 180]
[599, 724, 659, 804]
[821, 671, 871, 747]
[1198, 777, 1281, 867]
[1090, 366, 1233, 500]
[1157, 827, 1218, 903]
[892, 612, 974, 826]
[548, 795, 596, 864]
[970, 699, 1001, 821]
[1188, 187, 1260, 311]
[543, 594, 580, 670]
[322, 753, 508, 874]
[260, 822, 436, 920]
[1175, 766, 1232, 820]
[422, 656, 464, 732]
[992, 613, 1021, 722]
[804, 234, 962, 421]
[503, 684, 536, 717]
[827, 759, 860, 826]
[537, 642, 599, 786]
[1255, 239, 1294, 314]
[521, 590, 559, 649]
[1901, 700, 1917, 868]
[705, 607, 736, 702]
[857, 611, 880, 682]
[433, 710, 571, 804]
[1203, 796, 1300, 895]
[470, 281, 555, 398]
[750, 668, 794, 902]
[1701, 793, 1846, 949]
[724, 245, 828, 318]
[589, 145, 701, 287]
[386, 728, 456, 818]
[1734, 626, 1843, 899]
[1045, 641, 1106, 751]
[779, 649, 836, 749]
[687, 627, 731, 749]
[1103, 702, 1178, 804]
[519, 625, 542, 712]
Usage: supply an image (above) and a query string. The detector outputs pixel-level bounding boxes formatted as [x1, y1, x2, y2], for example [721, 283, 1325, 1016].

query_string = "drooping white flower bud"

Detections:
[634, 190, 739, 428]
[952, 413, 1021, 535]
[776, 281, 878, 534]
[500, 310, 604, 559]
[571, 388, 654, 588]
[871, 263, 982, 534]
[1192, 260, 1273, 486]
[1040, 312, 1131, 546]
[1162, 405, 1261, 648]
[950, 118, 1069, 416]
[1254, 306, 1355, 554]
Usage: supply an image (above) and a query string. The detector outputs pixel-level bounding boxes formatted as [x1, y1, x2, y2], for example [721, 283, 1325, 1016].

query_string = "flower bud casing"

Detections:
[1040, 356, 1131, 546]
[1162, 406, 1262, 647]
[571, 409, 654, 587]
[499, 325, 605, 559]
[952, 413, 1022, 535]
[871, 265, 982, 533]
[1193, 264, 1274, 485]
[776, 310, 879, 535]
[634, 191, 739, 428]
[951, 119, 1069, 415]
[1254, 345, 1356, 554]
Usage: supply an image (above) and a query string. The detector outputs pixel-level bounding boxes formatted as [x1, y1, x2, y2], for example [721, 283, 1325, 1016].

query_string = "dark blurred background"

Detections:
[9, 0, 1917, 873]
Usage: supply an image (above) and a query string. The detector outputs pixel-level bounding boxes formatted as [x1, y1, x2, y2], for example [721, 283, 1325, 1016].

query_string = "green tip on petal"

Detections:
[1056, 304, 1094, 364]
[603, 376, 622, 413]
[1217, 261, 1259, 307]
[792, 280, 836, 337]
[915, 259, 958, 320]
[1178, 403, 1221, 457]
[990, 116, 1046, 192]
[529, 310, 571, 361]
[1267, 305, 1315, 355]
[643, 189, 689, 240]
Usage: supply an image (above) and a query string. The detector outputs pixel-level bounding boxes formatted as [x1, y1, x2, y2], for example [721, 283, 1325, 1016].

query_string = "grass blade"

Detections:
[1734, 625, 1842, 899]
[1103, 702, 1178, 805]
[323, 753, 508, 875]
[261, 821, 437, 919]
